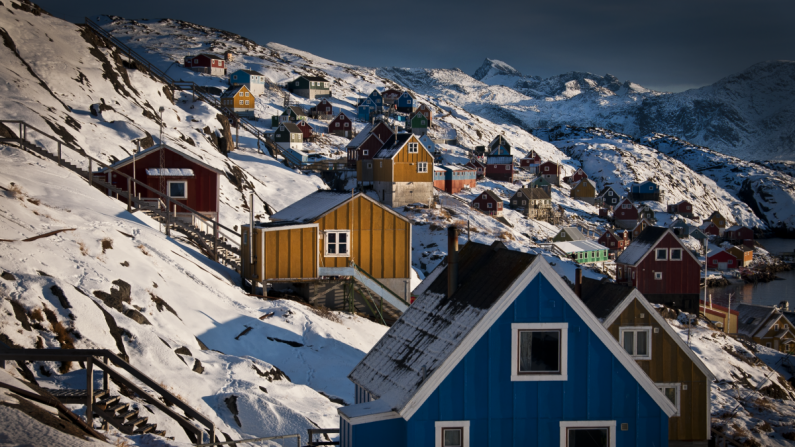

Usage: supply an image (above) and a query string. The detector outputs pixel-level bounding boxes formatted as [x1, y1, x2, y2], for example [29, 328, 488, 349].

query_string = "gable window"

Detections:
[619, 327, 652, 360]
[363, 150, 369, 156]
[418, 162, 428, 173]
[435, 421, 469, 447]
[167, 181, 187, 199]
[408, 142, 419, 153]
[559, 421, 615, 447]
[511, 323, 568, 381]
[655, 248, 668, 261]
[670, 248, 682, 261]
[233, 75, 237, 80]
[324, 231, 350, 257]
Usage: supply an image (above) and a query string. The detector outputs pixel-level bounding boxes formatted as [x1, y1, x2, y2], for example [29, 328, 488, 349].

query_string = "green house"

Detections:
[529, 176, 552, 194]
[409, 111, 429, 136]
[553, 240, 610, 264]
[288, 75, 331, 99]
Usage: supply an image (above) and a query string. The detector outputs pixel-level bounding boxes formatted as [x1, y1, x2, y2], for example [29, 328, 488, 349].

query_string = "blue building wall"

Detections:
[229, 70, 264, 86]
[368, 90, 383, 108]
[348, 275, 668, 447]
[358, 99, 376, 121]
[397, 94, 414, 110]
[631, 182, 659, 194]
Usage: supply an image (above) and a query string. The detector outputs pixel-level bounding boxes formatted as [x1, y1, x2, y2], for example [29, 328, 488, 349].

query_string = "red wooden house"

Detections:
[707, 249, 738, 271]
[370, 121, 395, 142]
[97, 144, 222, 221]
[563, 167, 588, 184]
[538, 161, 562, 185]
[725, 225, 754, 244]
[471, 190, 503, 216]
[667, 200, 695, 218]
[699, 221, 720, 237]
[382, 89, 402, 105]
[183, 54, 226, 76]
[520, 150, 542, 167]
[616, 226, 701, 313]
[614, 197, 639, 229]
[466, 158, 486, 179]
[310, 98, 334, 119]
[296, 120, 314, 141]
[598, 229, 629, 253]
[433, 164, 477, 194]
[329, 112, 353, 138]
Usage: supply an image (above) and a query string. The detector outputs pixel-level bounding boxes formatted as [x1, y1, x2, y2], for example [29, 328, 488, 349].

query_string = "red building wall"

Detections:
[105, 148, 219, 214]
[708, 251, 738, 269]
[624, 233, 700, 296]
[485, 164, 513, 182]
[472, 194, 502, 216]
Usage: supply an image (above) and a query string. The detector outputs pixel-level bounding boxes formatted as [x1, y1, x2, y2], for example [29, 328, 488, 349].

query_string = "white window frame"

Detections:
[324, 230, 350, 257]
[654, 272, 662, 280]
[655, 248, 668, 261]
[245, 100, 250, 105]
[363, 150, 369, 156]
[656, 383, 681, 416]
[418, 162, 428, 173]
[434, 421, 469, 447]
[408, 142, 419, 153]
[559, 421, 616, 447]
[670, 248, 682, 261]
[618, 327, 652, 360]
[474, 203, 479, 209]
[487, 202, 492, 209]
[511, 322, 568, 381]
[167, 180, 188, 199]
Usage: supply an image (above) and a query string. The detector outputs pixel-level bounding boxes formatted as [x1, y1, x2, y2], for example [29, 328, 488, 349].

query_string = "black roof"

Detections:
[633, 226, 668, 245]
[421, 241, 536, 310]
[237, 69, 264, 75]
[302, 75, 328, 82]
[576, 277, 635, 319]
[517, 187, 550, 200]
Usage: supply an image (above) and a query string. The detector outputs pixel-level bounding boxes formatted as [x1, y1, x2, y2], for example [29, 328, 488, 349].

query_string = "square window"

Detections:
[655, 272, 662, 280]
[167, 181, 187, 199]
[655, 248, 667, 261]
[560, 421, 615, 447]
[619, 327, 652, 360]
[435, 421, 469, 447]
[363, 150, 369, 156]
[474, 203, 479, 209]
[670, 248, 682, 260]
[487, 202, 492, 209]
[408, 143, 419, 153]
[418, 162, 428, 173]
[511, 323, 568, 381]
[344, 123, 349, 127]
[324, 231, 350, 257]
[336, 123, 340, 127]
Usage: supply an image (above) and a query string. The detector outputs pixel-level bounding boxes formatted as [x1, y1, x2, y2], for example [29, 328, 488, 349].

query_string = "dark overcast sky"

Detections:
[34, 0, 795, 92]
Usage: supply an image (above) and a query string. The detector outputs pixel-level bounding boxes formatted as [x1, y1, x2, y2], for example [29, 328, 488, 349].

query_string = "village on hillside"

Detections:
[2, 4, 795, 447]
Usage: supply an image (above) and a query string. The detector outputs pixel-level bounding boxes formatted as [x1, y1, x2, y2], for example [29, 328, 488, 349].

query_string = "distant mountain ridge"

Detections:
[464, 58, 795, 161]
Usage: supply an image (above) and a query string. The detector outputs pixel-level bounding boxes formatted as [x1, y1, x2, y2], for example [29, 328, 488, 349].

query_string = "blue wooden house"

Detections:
[396, 92, 416, 113]
[368, 89, 384, 110]
[229, 69, 266, 95]
[488, 134, 512, 156]
[358, 98, 378, 121]
[339, 235, 677, 447]
[628, 180, 662, 202]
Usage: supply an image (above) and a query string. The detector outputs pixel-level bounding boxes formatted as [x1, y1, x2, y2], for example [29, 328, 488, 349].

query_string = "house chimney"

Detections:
[447, 227, 459, 298]
[574, 267, 583, 298]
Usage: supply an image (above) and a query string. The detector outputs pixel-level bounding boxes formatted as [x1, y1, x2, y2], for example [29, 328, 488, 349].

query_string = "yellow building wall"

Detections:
[243, 226, 318, 281]
[572, 182, 596, 198]
[314, 195, 410, 279]
[608, 299, 709, 442]
[372, 136, 433, 184]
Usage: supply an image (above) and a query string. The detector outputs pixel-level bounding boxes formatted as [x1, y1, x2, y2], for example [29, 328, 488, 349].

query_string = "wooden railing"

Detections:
[0, 120, 240, 264]
[0, 347, 218, 444]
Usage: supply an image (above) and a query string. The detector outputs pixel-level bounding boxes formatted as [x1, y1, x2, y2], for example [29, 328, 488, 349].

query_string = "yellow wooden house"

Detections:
[570, 178, 597, 205]
[577, 277, 714, 446]
[221, 84, 255, 118]
[242, 191, 412, 323]
[372, 133, 434, 207]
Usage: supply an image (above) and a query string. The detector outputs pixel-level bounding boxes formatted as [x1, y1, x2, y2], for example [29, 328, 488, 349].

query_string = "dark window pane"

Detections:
[636, 331, 648, 356]
[568, 428, 608, 447]
[519, 330, 560, 373]
[623, 332, 634, 355]
[327, 243, 336, 254]
[339, 233, 347, 243]
[328, 233, 336, 243]
[339, 243, 347, 254]
[664, 387, 676, 405]
[671, 249, 681, 260]
[170, 182, 185, 197]
[443, 428, 462, 447]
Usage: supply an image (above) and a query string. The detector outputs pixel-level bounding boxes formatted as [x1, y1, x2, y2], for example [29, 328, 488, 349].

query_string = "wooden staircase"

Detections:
[50, 389, 166, 437]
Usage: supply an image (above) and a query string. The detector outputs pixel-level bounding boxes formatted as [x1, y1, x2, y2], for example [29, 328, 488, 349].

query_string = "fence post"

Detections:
[88, 159, 93, 184]
[213, 221, 219, 262]
[58, 142, 61, 166]
[127, 178, 132, 212]
[102, 356, 108, 392]
[86, 357, 94, 428]
[166, 197, 171, 237]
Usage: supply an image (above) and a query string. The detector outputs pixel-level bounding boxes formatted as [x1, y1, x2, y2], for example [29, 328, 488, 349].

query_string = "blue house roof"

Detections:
[342, 241, 677, 426]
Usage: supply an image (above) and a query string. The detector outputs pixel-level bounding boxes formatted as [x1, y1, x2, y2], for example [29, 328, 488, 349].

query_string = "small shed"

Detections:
[434, 164, 476, 194]
[727, 245, 753, 267]
[667, 200, 695, 219]
[184, 54, 226, 76]
[707, 249, 738, 271]
[554, 240, 610, 264]
[471, 190, 503, 216]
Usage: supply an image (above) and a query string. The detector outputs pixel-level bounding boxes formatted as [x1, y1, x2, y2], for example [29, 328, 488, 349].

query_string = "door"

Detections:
[718, 262, 728, 270]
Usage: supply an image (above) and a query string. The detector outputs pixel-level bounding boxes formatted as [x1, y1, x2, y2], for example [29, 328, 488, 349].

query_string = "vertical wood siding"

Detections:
[635, 233, 700, 295]
[252, 226, 317, 280]
[608, 299, 708, 441]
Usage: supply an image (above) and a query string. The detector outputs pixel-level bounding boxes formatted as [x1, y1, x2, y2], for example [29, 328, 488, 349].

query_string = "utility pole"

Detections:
[726, 293, 733, 334]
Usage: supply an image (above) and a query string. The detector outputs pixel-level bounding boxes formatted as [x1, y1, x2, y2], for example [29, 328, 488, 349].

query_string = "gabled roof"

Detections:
[283, 106, 306, 116]
[232, 69, 264, 76]
[707, 249, 734, 259]
[581, 283, 716, 383]
[194, 53, 223, 60]
[554, 240, 607, 253]
[279, 122, 302, 134]
[516, 187, 550, 200]
[345, 124, 373, 149]
[616, 226, 673, 266]
[330, 112, 350, 122]
[737, 304, 779, 338]
[342, 242, 678, 423]
[97, 144, 223, 175]
[475, 190, 502, 203]
[557, 227, 586, 241]
[699, 221, 718, 230]
[398, 91, 415, 99]
[572, 178, 597, 190]
[221, 85, 248, 98]
[374, 133, 429, 159]
[725, 225, 749, 232]
[300, 75, 328, 82]
[728, 245, 753, 254]
[267, 191, 408, 225]
[598, 185, 621, 197]
[359, 97, 376, 108]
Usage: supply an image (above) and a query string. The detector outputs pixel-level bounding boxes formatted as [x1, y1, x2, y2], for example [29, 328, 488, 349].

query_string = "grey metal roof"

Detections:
[279, 122, 302, 133]
[577, 277, 635, 320]
[144, 168, 194, 177]
[558, 227, 586, 241]
[302, 75, 328, 82]
[221, 85, 246, 98]
[478, 190, 502, 203]
[234, 69, 264, 76]
[269, 190, 354, 223]
[615, 226, 669, 266]
[374, 133, 415, 159]
[345, 124, 373, 149]
[516, 188, 550, 200]
[737, 304, 778, 338]
[348, 241, 536, 411]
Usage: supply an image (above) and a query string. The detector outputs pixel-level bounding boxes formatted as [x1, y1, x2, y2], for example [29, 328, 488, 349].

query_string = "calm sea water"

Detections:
[706, 239, 795, 309]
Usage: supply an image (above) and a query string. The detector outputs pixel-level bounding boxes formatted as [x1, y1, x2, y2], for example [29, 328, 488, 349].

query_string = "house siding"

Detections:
[242, 226, 318, 281]
[349, 276, 669, 446]
[608, 299, 710, 442]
